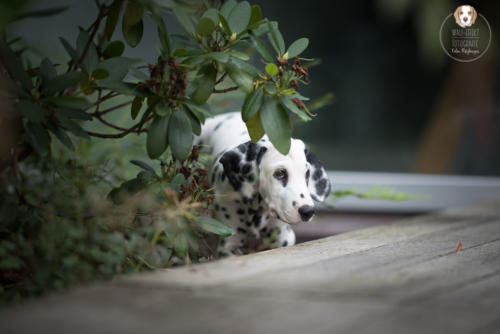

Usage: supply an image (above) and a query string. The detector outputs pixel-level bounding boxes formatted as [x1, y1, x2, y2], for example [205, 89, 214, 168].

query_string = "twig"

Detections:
[215, 72, 227, 84]
[93, 100, 133, 116]
[213, 86, 238, 93]
[85, 114, 153, 139]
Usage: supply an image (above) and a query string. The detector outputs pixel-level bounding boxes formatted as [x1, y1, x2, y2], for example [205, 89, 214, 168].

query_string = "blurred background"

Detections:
[5, 0, 499, 176]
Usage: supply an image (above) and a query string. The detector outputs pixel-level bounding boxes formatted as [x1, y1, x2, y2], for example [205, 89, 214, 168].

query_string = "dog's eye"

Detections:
[273, 168, 287, 180]
[460, 11, 463, 14]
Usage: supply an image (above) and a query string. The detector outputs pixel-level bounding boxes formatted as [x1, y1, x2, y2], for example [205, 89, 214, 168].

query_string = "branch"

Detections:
[85, 114, 153, 139]
[93, 100, 133, 116]
[213, 86, 238, 93]
[215, 72, 227, 84]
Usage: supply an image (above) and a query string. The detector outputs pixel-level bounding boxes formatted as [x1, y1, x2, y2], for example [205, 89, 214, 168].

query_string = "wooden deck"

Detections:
[1, 202, 500, 334]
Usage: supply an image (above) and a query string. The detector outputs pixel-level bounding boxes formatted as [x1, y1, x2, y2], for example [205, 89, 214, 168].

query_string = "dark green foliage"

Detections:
[0, 0, 329, 303]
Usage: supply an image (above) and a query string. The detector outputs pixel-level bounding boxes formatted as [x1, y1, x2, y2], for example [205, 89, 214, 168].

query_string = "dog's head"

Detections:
[454, 5, 477, 28]
[218, 138, 331, 225]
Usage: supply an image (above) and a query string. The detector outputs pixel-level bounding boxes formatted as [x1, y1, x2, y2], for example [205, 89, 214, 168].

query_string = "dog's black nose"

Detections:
[298, 205, 315, 221]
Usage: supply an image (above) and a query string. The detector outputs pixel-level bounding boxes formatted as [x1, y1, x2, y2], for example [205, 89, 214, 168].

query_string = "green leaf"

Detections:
[287, 38, 309, 58]
[245, 111, 265, 142]
[45, 120, 75, 151]
[279, 95, 311, 122]
[249, 5, 262, 26]
[263, 82, 277, 95]
[170, 173, 186, 192]
[131, 96, 144, 120]
[123, 0, 143, 27]
[17, 100, 45, 122]
[42, 71, 83, 95]
[242, 88, 263, 122]
[228, 1, 251, 35]
[201, 8, 219, 26]
[91, 69, 109, 80]
[217, 13, 231, 35]
[205, 52, 229, 63]
[154, 102, 170, 117]
[196, 216, 235, 237]
[191, 65, 216, 105]
[229, 56, 260, 77]
[249, 34, 273, 62]
[196, 17, 215, 36]
[308, 92, 335, 112]
[185, 106, 201, 136]
[122, 19, 144, 47]
[130, 160, 158, 177]
[39, 58, 57, 86]
[260, 96, 291, 154]
[0, 45, 32, 90]
[59, 37, 79, 63]
[76, 28, 98, 73]
[265, 63, 278, 76]
[15, 6, 70, 20]
[184, 100, 210, 123]
[168, 109, 193, 161]
[25, 122, 50, 156]
[220, 0, 236, 18]
[267, 22, 285, 55]
[147, 114, 170, 159]
[229, 50, 249, 61]
[55, 113, 90, 139]
[226, 63, 253, 93]
[104, 0, 123, 41]
[172, 6, 195, 35]
[95, 57, 138, 90]
[103, 41, 125, 58]
[173, 48, 188, 57]
[61, 109, 92, 120]
[44, 96, 91, 109]
[155, 17, 171, 56]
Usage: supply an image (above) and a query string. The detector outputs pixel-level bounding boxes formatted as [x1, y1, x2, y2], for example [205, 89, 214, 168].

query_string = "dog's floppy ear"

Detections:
[471, 6, 477, 24]
[218, 141, 267, 198]
[304, 148, 331, 202]
[454, 6, 461, 24]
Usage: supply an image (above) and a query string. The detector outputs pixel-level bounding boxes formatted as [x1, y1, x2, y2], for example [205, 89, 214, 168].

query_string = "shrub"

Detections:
[0, 0, 326, 303]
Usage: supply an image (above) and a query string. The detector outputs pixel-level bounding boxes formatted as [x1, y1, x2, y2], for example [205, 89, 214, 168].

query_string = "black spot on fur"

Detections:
[282, 241, 288, 247]
[220, 151, 242, 191]
[304, 148, 321, 168]
[248, 208, 256, 215]
[224, 214, 230, 219]
[300, 193, 304, 198]
[211, 173, 216, 184]
[313, 168, 322, 181]
[292, 201, 296, 207]
[315, 178, 327, 196]
[237, 227, 247, 234]
[234, 199, 240, 203]
[246, 142, 258, 161]
[237, 209, 245, 215]
[241, 163, 252, 175]
[215, 204, 220, 211]
[245, 221, 252, 226]
[237, 143, 247, 153]
[256, 147, 267, 165]
[305, 170, 310, 184]
[214, 122, 223, 131]
[252, 215, 261, 227]
[246, 174, 254, 182]
[222, 207, 226, 212]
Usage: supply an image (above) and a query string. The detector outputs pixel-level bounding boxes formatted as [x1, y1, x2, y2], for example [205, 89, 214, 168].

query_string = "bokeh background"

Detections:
[4, 0, 500, 175]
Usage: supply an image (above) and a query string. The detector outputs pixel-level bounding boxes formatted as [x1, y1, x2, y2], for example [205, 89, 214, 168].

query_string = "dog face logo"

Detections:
[454, 5, 477, 28]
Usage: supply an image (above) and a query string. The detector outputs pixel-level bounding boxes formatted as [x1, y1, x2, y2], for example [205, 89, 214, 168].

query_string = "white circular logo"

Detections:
[439, 5, 491, 62]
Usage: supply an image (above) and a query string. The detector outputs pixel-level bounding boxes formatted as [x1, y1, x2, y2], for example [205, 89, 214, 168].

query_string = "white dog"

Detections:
[195, 112, 331, 255]
[454, 5, 477, 28]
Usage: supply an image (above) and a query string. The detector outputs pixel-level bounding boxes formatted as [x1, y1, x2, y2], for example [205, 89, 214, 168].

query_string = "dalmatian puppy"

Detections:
[454, 5, 477, 28]
[195, 112, 331, 255]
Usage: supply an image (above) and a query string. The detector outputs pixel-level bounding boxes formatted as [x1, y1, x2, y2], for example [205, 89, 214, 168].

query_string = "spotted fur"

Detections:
[195, 112, 331, 255]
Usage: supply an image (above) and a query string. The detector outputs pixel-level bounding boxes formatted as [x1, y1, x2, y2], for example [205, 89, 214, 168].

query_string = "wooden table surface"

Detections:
[1, 203, 499, 334]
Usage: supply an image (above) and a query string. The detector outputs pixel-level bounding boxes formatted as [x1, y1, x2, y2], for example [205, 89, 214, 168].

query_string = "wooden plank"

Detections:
[1, 203, 499, 334]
